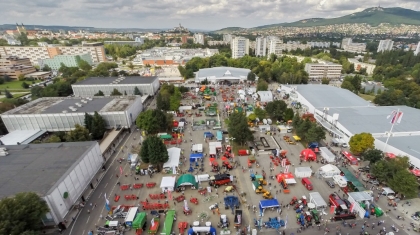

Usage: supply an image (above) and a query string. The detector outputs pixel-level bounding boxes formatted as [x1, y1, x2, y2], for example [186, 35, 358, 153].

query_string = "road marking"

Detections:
[82, 230, 85, 235]
[109, 174, 113, 179]
[104, 183, 108, 188]
[98, 192, 102, 199]
[86, 215, 90, 224]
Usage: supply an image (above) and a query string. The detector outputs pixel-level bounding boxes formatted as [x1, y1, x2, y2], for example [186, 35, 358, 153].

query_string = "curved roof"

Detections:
[176, 174, 198, 188]
[196, 67, 251, 79]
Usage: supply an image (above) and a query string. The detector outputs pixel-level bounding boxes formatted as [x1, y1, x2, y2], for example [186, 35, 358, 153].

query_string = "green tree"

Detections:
[228, 112, 254, 145]
[21, 82, 29, 89]
[265, 100, 288, 121]
[94, 90, 105, 96]
[46, 135, 62, 143]
[388, 169, 418, 198]
[136, 109, 169, 134]
[110, 88, 122, 96]
[84, 113, 94, 131]
[247, 72, 256, 82]
[284, 108, 294, 121]
[42, 64, 52, 71]
[349, 132, 375, 155]
[65, 124, 92, 142]
[127, 62, 135, 71]
[361, 149, 383, 164]
[0, 192, 49, 235]
[253, 107, 267, 120]
[90, 112, 106, 140]
[247, 113, 257, 121]
[321, 78, 330, 84]
[140, 135, 169, 171]
[134, 87, 142, 95]
[4, 89, 13, 99]
[76, 56, 92, 71]
[256, 80, 268, 91]
[18, 74, 26, 81]
[305, 124, 326, 142]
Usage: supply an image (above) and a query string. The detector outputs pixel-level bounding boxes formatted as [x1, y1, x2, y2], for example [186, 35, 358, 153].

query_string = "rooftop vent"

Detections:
[81, 100, 87, 103]
[62, 110, 68, 113]
[75, 103, 83, 107]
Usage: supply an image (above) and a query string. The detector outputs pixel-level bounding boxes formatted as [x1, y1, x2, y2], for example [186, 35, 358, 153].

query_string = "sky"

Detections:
[3, 0, 420, 30]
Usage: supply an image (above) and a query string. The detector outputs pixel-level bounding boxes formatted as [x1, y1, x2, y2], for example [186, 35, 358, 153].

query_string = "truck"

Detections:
[130, 154, 139, 168]
[209, 174, 231, 188]
[329, 193, 348, 214]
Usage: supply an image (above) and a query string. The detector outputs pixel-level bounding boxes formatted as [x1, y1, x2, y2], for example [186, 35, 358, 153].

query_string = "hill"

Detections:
[212, 27, 245, 34]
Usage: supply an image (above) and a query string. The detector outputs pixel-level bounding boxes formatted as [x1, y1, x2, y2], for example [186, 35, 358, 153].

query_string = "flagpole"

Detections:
[383, 108, 399, 153]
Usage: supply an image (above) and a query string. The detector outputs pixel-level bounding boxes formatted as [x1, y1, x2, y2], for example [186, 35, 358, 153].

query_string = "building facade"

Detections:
[39, 54, 93, 70]
[268, 40, 311, 56]
[193, 33, 205, 45]
[0, 56, 36, 79]
[104, 40, 144, 46]
[377, 39, 394, 53]
[223, 34, 233, 44]
[0, 56, 32, 67]
[231, 37, 249, 59]
[414, 42, 420, 56]
[348, 58, 376, 75]
[255, 37, 267, 57]
[341, 38, 366, 52]
[304, 63, 342, 79]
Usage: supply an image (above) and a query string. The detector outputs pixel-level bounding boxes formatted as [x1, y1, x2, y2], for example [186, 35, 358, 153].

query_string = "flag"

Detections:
[104, 193, 110, 211]
[387, 110, 403, 124]
[119, 166, 123, 175]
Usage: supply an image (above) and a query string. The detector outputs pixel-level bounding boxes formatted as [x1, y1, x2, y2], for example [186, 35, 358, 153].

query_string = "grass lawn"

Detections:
[0, 80, 30, 90]
[359, 94, 375, 102]
[0, 92, 29, 102]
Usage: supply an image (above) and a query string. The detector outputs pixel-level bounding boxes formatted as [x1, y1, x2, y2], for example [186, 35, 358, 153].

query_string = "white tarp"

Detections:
[209, 142, 222, 149]
[332, 175, 347, 187]
[319, 147, 335, 163]
[318, 164, 341, 178]
[179, 106, 193, 112]
[160, 176, 176, 193]
[285, 179, 297, 184]
[294, 167, 312, 178]
[259, 125, 270, 132]
[192, 144, 203, 153]
[257, 91, 273, 102]
[347, 192, 372, 218]
[309, 192, 327, 210]
[163, 147, 181, 169]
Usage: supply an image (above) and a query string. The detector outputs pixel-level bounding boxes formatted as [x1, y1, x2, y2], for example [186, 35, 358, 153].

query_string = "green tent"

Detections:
[132, 212, 147, 229]
[160, 210, 176, 235]
[160, 134, 172, 140]
[176, 174, 198, 188]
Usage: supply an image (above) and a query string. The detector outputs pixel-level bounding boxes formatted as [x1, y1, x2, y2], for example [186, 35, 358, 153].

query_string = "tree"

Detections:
[305, 124, 326, 142]
[140, 135, 169, 171]
[65, 124, 92, 142]
[134, 87, 142, 95]
[321, 78, 330, 84]
[284, 108, 294, 121]
[361, 149, 383, 164]
[247, 72, 256, 82]
[84, 113, 94, 131]
[349, 132, 375, 155]
[0, 192, 49, 234]
[21, 82, 29, 89]
[18, 74, 26, 81]
[265, 100, 288, 121]
[253, 107, 267, 120]
[110, 88, 122, 96]
[4, 89, 13, 99]
[127, 62, 135, 71]
[90, 112, 106, 140]
[228, 112, 254, 145]
[42, 64, 52, 71]
[46, 135, 62, 143]
[256, 80, 268, 91]
[76, 56, 92, 71]
[136, 109, 169, 134]
[94, 90, 105, 96]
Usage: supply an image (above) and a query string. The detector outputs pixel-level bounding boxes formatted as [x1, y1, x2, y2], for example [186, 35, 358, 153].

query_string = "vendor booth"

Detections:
[300, 149, 316, 162]
[163, 147, 181, 173]
[309, 192, 327, 210]
[259, 199, 280, 216]
[294, 167, 312, 178]
[192, 144, 203, 153]
[187, 226, 216, 235]
[209, 142, 222, 158]
[318, 164, 341, 178]
[276, 172, 297, 184]
[160, 176, 176, 193]
[189, 153, 203, 162]
[342, 151, 358, 165]
[176, 174, 198, 190]
[319, 147, 335, 163]
[347, 192, 373, 218]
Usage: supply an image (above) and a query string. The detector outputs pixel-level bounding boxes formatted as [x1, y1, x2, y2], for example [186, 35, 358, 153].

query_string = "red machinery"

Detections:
[238, 149, 249, 156]
[209, 174, 231, 188]
[226, 145, 232, 153]
[114, 195, 120, 202]
[149, 193, 166, 200]
[179, 222, 188, 234]
[124, 194, 137, 200]
[223, 161, 233, 170]
[141, 202, 170, 210]
[198, 188, 207, 195]
[133, 183, 143, 189]
[146, 182, 156, 188]
[211, 160, 219, 172]
[329, 193, 348, 213]
[289, 196, 298, 205]
[175, 195, 185, 202]
[190, 197, 198, 205]
[183, 207, 192, 215]
[121, 184, 130, 190]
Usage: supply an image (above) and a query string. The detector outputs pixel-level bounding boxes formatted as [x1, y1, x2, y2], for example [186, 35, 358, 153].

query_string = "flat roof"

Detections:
[25, 71, 51, 76]
[376, 136, 420, 160]
[196, 67, 250, 78]
[74, 76, 157, 85]
[0, 130, 46, 145]
[0, 142, 97, 198]
[3, 97, 138, 115]
[294, 85, 372, 108]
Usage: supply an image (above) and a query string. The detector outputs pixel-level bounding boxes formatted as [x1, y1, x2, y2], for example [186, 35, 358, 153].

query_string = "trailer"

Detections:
[148, 218, 160, 234]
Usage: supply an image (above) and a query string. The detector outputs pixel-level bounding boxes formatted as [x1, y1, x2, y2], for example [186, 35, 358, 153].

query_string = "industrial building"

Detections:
[0, 142, 103, 225]
[135, 47, 218, 66]
[304, 63, 342, 79]
[195, 67, 252, 84]
[72, 76, 159, 97]
[1, 96, 143, 132]
[281, 84, 420, 169]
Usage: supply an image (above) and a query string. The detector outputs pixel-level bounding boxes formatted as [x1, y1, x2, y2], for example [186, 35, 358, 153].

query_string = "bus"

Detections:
[125, 207, 139, 226]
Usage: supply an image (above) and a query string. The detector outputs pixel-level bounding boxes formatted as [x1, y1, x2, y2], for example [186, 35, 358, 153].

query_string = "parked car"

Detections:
[368, 180, 380, 185]
[325, 180, 335, 188]
[412, 211, 420, 221]
[358, 166, 370, 172]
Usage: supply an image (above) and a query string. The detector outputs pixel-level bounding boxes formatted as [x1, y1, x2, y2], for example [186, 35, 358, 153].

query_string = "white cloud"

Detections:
[2, 0, 420, 30]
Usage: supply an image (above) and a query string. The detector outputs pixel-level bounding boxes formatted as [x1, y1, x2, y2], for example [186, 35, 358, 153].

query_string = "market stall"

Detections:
[192, 144, 203, 153]
[309, 192, 327, 210]
[319, 147, 336, 163]
[259, 199, 280, 216]
[160, 176, 176, 193]
[332, 175, 347, 188]
[317, 164, 341, 178]
[176, 174, 198, 190]
[294, 167, 313, 178]
[163, 147, 181, 173]
[342, 151, 358, 165]
[189, 153, 203, 162]
[209, 142, 222, 158]
[347, 192, 373, 218]
[276, 172, 297, 184]
[300, 149, 316, 162]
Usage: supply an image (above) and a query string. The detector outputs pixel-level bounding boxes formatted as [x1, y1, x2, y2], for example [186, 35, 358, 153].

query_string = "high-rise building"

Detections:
[255, 37, 267, 57]
[268, 39, 310, 56]
[414, 42, 420, 56]
[223, 34, 233, 44]
[193, 33, 205, 45]
[231, 37, 249, 59]
[377, 39, 394, 53]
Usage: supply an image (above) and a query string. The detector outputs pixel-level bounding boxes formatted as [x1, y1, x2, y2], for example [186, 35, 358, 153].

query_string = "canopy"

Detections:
[216, 131, 223, 141]
[161, 210, 176, 235]
[294, 167, 312, 178]
[259, 199, 280, 210]
[160, 134, 172, 140]
[176, 174, 198, 188]
[190, 153, 203, 162]
[342, 151, 357, 164]
[411, 169, 420, 177]
[132, 212, 147, 229]
[163, 147, 181, 169]
[276, 172, 297, 184]
[300, 149, 316, 161]
[192, 144, 203, 153]
[309, 192, 327, 209]
[160, 176, 176, 192]
[319, 147, 335, 163]
[293, 136, 301, 141]
[318, 164, 341, 178]
[386, 152, 396, 159]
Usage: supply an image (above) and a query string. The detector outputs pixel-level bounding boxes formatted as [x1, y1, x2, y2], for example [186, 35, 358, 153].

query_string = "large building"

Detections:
[1, 96, 143, 132]
[348, 58, 376, 75]
[255, 37, 267, 57]
[341, 38, 366, 52]
[72, 76, 159, 97]
[0, 45, 106, 65]
[0, 56, 37, 79]
[281, 84, 420, 170]
[268, 40, 311, 56]
[0, 56, 32, 67]
[414, 42, 420, 56]
[231, 37, 249, 59]
[304, 63, 342, 79]
[136, 47, 218, 66]
[195, 67, 252, 84]
[0, 142, 103, 225]
[104, 40, 144, 46]
[223, 34, 233, 44]
[377, 39, 394, 53]
[39, 54, 93, 70]
[193, 33, 205, 45]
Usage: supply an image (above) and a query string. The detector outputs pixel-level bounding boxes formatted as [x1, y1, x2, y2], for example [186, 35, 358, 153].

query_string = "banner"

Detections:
[183, 200, 189, 211]
[104, 193, 110, 211]
[349, 202, 355, 212]
[281, 159, 286, 167]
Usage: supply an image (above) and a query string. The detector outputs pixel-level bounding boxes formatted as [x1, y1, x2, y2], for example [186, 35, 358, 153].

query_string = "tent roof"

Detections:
[209, 142, 222, 148]
[348, 192, 372, 202]
[163, 147, 181, 168]
[340, 167, 365, 189]
[176, 174, 198, 188]
[190, 153, 203, 158]
[132, 212, 147, 229]
[319, 164, 340, 173]
[295, 167, 312, 173]
[160, 134, 172, 140]
[160, 176, 176, 188]
[309, 192, 327, 207]
[259, 199, 280, 208]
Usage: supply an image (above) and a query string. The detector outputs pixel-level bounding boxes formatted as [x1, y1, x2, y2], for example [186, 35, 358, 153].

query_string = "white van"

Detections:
[381, 187, 395, 199]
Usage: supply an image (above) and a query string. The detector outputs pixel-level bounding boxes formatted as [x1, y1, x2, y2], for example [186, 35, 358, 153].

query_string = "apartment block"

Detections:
[0, 56, 32, 67]
[377, 39, 394, 53]
[223, 34, 233, 44]
[255, 37, 267, 57]
[0, 56, 36, 79]
[341, 38, 366, 52]
[304, 63, 342, 80]
[231, 37, 249, 59]
[268, 40, 311, 56]
[348, 58, 376, 75]
[193, 33, 205, 45]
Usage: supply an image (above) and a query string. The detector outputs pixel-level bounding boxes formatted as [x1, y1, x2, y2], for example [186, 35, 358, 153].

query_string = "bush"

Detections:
[21, 82, 29, 89]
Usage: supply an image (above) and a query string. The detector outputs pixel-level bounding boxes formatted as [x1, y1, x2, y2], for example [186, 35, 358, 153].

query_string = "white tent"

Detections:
[319, 147, 335, 163]
[257, 91, 273, 102]
[294, 167, 312, 178]
[179, 106, 193, 112]
[160, 176, 176, 193]
[347, 192, 373, 218]
[192, 144, 203, 153]
[309, 192, 327, 210]
[318, 164, 341, 178]
[163, 147, 181, 171]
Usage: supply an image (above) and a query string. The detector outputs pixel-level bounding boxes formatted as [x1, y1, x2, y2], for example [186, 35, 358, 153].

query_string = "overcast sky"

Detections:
[3, 0, 420, 30]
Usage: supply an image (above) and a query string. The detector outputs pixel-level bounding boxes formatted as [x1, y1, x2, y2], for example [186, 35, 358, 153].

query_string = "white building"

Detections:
[72, 76, 159, 97]
[308, 41, 331, 48]
[1, 96, 143, 132]
[268, 40, 311, 56]
[193, 33, 205, 45]
[414, 42, 420, 56]
[223, 34, 233, 44]
[377, 39, 394, 53]
[0, 142, 103, 225]
[304, 63, 342, 79]
[348, 58, 376, 75]
[195, 67, 252, 84]
[231, 37, 249, 59]
[341, 38, 366, 52]
[255, 37, 267, 57]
